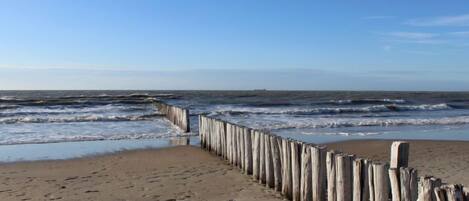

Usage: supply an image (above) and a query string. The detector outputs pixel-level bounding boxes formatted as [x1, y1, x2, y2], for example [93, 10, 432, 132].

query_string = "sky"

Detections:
[0, 0, 469, 90]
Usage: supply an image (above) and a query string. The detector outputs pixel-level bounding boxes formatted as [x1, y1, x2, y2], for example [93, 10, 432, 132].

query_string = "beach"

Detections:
[326, 140, 469, 186]
[1, 140, 468, 201]
[0, 146, 284, 201]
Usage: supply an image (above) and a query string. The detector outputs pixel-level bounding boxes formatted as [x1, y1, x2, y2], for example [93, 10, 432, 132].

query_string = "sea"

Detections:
[1, 90, 469, 162]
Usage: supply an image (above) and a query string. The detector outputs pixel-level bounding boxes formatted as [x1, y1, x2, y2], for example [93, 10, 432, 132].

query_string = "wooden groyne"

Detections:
[155, 101, 190, 132]
[199, 115, 469, 201]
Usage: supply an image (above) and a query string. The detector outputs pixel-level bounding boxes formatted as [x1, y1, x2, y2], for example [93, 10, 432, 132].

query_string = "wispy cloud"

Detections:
[405, 14, 469, 26]
[383, 32, 445, 44]
[448, 31, 469, 37]
[362, 15, 396, 20]
[387, 32, 439, 40]
[402, 50, 439, 55]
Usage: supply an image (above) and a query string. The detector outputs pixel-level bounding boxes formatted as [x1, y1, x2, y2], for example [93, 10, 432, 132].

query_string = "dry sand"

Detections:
[0, 140, 468, 201]
[0, 146, 284, 201]
[325, 140, 469, 186]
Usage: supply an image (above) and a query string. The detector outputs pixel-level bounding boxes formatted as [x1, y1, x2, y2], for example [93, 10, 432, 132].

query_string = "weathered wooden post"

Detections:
[368, 161, 375, 201]
[282, 138, 293, 200]
[444, 184, 464, 201]
[233, 124, 238, 167]
[362, 159, 371, 201]
[390, 141, 410, 201]
[244, 128, 253, 175]
[253, 130, 260, 180]
[373, 163, 389, 201]
[389, 168, 401, 201]
[336, 154, 353, 201]
[400, 167, 418, 201]
[270, 135, 282, 191]
[353, 158, 363, 201]
[419, 176, 441, 201]
[327, 150, 337, 201]
[311, 145, 326, 201]
[259, 132, 266, 184]
[434, 187, 446, 201]
[300, 143, 312, 201]
[265, 133, 275, 188]
[239, 126, 245, 170]
[292, 141, 302, 201]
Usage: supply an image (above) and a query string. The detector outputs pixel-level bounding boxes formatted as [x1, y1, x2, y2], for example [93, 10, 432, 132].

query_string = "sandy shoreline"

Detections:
[0, 140, 468, 201]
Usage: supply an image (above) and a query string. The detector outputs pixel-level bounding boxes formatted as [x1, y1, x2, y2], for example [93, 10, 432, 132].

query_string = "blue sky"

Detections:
[0, 0, 468, 90]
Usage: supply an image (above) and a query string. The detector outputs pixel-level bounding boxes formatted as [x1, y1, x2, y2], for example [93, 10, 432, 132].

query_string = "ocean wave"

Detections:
[0, 105, 20, 110]
[212, 103, 452, 116]
[0, 131, 193, 146]
[329, 98, 407, 105]
[0, 114, 163, 124]
[267, 116, 469, 129]
[0, 93, 175, 107]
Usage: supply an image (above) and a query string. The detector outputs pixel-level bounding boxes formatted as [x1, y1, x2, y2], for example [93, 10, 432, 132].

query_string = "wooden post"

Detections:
[419, 176, 441, 201]
[336, 154, 353, 201]
[410, 169, 418, 201]
[444, 184, 464, 201]
[390, 141, 409, 169]
[259, 132, 266, 184]
[311, 145, 326, 201]
[292, 141, 301, 201]
[362, 159, 371, 201]
[270, 135, 282, 191]
[389, 168, 401, 201]
[327, 151, 337, 201]
[300, 143, 312, 201]
[434, 187, 447, 201]
[227, 123, 233, 164]
[252, 130, 260, 180]
[244, 128, 253, 175]
[282, 138, 293, 200]
[373, 163, 389, 201]
[265, 133, 275, 188]
[400, 167, 414, 201]
[239, 126, 245, 170]
[368, 161, 375, 201]
[463, 188, 469, 201]
[353, 158, 363, 201]
[231, 125, 239, 167]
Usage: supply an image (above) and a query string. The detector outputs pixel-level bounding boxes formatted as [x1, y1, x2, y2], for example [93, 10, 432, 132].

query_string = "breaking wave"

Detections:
[212, 103, 452, 116]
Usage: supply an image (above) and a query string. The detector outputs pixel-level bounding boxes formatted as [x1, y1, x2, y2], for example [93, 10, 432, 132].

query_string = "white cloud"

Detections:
[406, 14, 469, 26]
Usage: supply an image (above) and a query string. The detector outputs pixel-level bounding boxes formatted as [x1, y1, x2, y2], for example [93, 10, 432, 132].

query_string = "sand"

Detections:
[0, 146, 284, 201]
[326, 140, 469, 186]
[0, 140, 468, 201]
